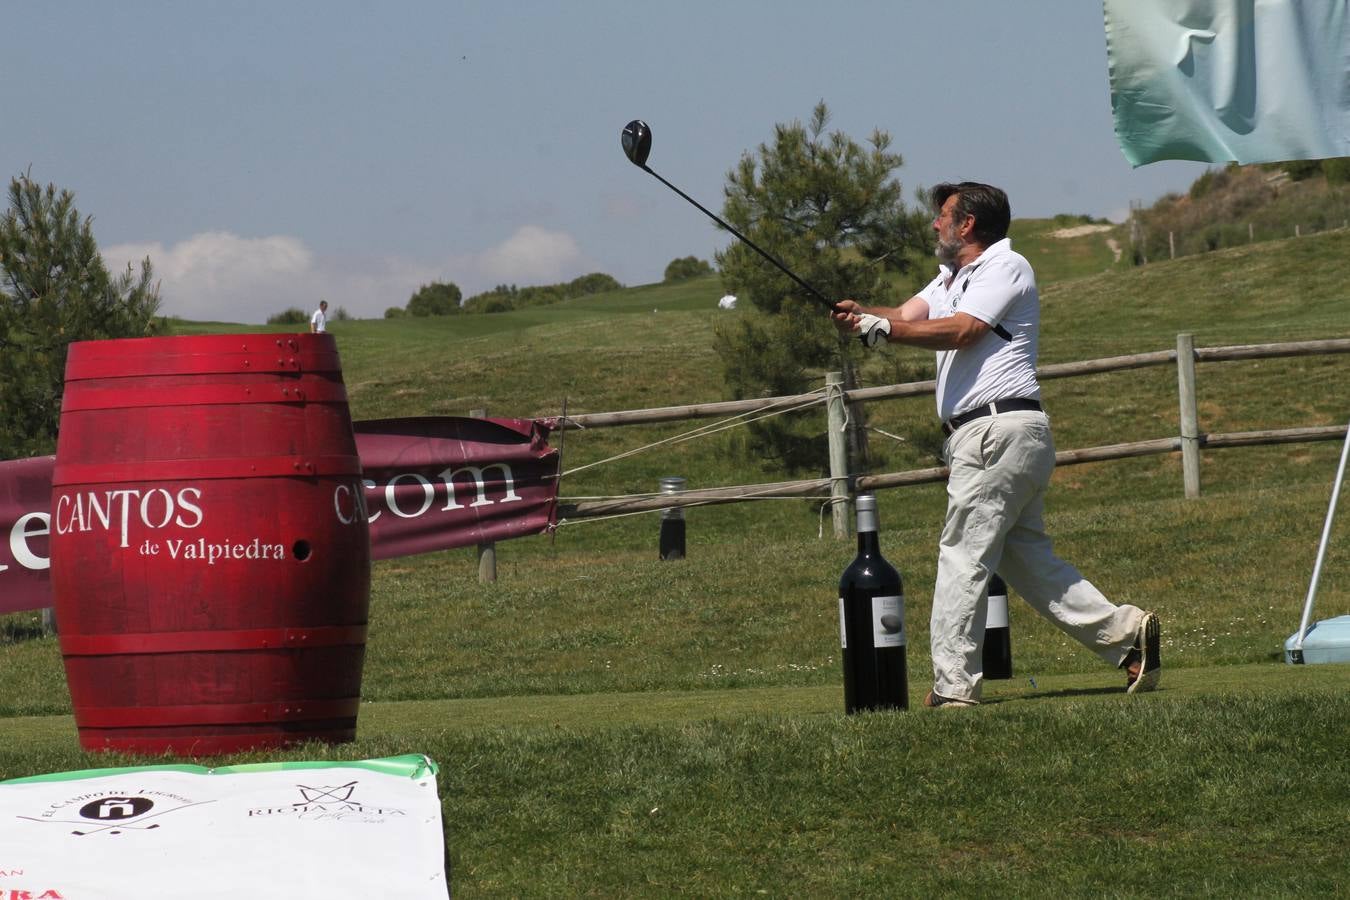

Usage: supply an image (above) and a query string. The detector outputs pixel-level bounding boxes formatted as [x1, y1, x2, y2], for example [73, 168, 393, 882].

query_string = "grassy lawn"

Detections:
[3, 229, 1349, 895]
[3, 667, 1345, 896]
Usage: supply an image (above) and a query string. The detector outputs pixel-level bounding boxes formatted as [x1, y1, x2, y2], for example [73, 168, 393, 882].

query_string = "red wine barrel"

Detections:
[49, 333, 371, 755]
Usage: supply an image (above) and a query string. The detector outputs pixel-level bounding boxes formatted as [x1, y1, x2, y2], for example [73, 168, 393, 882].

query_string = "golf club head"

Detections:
[621, 119, 651, 167]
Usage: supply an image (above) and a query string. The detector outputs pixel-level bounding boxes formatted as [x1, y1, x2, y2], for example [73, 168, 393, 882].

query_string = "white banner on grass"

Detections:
[0, 755, 448, 899]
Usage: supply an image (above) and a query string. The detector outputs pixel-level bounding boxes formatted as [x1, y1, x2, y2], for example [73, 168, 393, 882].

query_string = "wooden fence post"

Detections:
[1176, 333, 1201, 498]
[1169, 231, 1175, 259]
[825, 372, 850, 539]
[470, 406, 498, 582]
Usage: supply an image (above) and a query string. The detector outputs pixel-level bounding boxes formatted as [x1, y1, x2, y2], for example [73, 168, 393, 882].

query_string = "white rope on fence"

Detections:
[824, 379, 851, 432]
[559, 387, 830, 478]
[551, 492, 842, 532]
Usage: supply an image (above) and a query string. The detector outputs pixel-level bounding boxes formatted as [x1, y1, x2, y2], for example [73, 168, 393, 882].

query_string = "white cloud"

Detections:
[475, 225, 587, 286]
[103, 225, 594, 323]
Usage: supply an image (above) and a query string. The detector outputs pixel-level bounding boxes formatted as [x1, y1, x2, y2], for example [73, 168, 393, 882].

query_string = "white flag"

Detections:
[1105, 0, 1350, 166]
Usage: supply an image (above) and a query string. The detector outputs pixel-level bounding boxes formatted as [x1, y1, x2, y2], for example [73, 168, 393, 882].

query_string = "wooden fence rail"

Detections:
[561, 338, 1350, 430]
[554, 336, 1350, 525]
[555, 424, 1349, 520]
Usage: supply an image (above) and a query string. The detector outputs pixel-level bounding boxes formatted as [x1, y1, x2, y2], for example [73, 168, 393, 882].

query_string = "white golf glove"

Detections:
[855, 313, 891, 348]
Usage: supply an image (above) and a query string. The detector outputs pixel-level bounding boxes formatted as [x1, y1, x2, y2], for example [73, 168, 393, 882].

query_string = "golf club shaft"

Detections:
[641, 165, 841, 313]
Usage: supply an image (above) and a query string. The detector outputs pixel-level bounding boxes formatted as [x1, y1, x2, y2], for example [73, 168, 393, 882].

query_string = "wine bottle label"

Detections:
[872, 595, 905, 647]
[839, 598, 847, 648]
[987, 592, 1009, 628]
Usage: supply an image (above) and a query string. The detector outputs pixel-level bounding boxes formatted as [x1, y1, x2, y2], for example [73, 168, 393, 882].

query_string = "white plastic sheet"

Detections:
[0, 755, 448, 898]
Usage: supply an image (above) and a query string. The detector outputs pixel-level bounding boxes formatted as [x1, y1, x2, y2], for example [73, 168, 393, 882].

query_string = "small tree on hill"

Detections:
[0, 173, 160, 457]
[664, 256, 714, 281]
[713, 101, 930, 470]
[406, 281, 462, 316]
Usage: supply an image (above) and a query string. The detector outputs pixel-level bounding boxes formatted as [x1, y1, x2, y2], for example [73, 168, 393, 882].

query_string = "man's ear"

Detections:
[958, 214, 976, 240]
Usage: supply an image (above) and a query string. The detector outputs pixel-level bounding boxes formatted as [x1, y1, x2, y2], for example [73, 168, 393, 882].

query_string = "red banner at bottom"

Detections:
[0, 417, 560, 614]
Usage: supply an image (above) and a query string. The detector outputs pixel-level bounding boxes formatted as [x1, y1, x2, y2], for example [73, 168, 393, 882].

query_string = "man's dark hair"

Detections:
[930, 182, 1011, 246]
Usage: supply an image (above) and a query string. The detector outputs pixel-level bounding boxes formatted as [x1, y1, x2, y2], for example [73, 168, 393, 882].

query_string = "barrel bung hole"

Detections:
[292, 540, 312, 562]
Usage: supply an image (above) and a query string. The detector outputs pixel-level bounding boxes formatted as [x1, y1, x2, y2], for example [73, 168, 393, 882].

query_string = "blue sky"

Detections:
[3, 1, 1208, 323]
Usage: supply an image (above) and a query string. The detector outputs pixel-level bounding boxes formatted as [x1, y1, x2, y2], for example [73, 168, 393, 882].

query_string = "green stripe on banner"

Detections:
[0, 753, 437, 785]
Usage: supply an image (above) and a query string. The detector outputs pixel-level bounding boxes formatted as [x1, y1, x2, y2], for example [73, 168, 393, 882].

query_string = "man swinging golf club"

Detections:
[834, 181, 1161, 707]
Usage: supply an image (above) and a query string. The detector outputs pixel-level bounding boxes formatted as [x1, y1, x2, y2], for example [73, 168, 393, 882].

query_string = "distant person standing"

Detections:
[310, 300, 328, 334]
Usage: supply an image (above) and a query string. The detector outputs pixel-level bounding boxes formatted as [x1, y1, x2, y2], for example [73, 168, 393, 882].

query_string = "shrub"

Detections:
[1323, 157, 1350, 185]
[384, 306, 407, 319]
[663, 256, 714, 281]
[267, 307, 308, 325]
[406, 281, 462, 316]
[1282, 159, 1322, 181]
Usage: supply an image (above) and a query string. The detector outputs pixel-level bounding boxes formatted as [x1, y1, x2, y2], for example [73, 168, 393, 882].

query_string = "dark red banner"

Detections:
[0, 418, 559, 614]
[0, 455, 56, 615]
[355, 417, 560, 561]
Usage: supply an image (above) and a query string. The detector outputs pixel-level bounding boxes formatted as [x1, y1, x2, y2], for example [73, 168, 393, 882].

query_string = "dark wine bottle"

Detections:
[982, 573, 1013, 680]
[838, 494, 907, 713]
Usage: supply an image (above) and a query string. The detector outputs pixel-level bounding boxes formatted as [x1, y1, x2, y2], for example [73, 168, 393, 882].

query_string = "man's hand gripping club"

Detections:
[832, 299, 891, 348]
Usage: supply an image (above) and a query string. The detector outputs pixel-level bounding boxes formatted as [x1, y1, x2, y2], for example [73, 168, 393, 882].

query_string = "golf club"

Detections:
[621, 119, 842, 314]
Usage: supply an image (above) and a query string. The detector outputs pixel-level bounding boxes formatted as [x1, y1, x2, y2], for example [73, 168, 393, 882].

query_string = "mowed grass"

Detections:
[3, 229, 1350, 896]
[2, 670, 1345, 897]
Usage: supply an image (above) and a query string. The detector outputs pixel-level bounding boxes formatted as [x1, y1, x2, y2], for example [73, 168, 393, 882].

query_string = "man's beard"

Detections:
[935, 234, 961, 267]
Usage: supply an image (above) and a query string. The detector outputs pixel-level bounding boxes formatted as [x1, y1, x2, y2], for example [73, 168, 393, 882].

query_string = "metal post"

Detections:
[658, 476, 687, 560]
[825, 371, 849, 539]
[470, 406, 498, 583]
[1294, 419, 1350, 652]
[1176, 333, 1201, 499]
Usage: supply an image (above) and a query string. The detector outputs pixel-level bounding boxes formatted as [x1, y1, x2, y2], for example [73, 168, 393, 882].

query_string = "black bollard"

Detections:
[658, 476, 686, 560]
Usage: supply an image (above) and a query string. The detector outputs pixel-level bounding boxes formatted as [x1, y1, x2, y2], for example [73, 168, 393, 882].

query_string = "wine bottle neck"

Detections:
[856, 525, 881, 556]
[854, 497, 881, 555]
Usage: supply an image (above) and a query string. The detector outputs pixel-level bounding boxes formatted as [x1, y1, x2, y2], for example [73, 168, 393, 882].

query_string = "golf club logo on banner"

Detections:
[17, 787, 212, 838]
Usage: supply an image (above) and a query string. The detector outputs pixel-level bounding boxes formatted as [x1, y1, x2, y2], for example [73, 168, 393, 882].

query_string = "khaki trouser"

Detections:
[931, 410, 1146, 702]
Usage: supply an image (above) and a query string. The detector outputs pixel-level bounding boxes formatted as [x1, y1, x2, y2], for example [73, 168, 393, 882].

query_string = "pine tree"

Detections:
[0, 173, 160, 457]
[712, 102, 930, 471]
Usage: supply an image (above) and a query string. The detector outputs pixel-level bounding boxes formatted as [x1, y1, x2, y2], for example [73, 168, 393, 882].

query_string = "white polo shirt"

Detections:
[918, 238, 1041, 422]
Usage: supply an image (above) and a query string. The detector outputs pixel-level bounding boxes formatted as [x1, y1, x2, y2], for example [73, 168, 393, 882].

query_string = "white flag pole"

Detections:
[1295, 420, 1350, 650]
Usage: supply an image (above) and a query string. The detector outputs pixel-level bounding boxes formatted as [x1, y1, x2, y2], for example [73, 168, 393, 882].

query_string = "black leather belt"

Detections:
[942, 398, 1042, 436]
